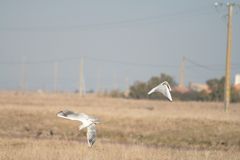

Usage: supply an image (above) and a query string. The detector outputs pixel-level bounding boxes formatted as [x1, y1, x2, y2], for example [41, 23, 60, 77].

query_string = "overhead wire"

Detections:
[0, 55, 238, 71]
[0, 56, 179, 68]
[0, 5, 214, 32]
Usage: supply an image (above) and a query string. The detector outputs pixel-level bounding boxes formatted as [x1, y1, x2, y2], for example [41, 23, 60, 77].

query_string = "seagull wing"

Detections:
[148, 83, 165, 95]
[81, 113, 100, 123]
[160, 85, 173, 101]
[148, 82, 173, 101]
[87, 123, 96, 147]
[148, 86, 157, 95]
[57, 110, 86, 122]
[161, 81, 172, 91]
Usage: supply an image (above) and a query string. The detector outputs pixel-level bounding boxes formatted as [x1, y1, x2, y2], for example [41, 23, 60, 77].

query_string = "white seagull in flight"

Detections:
[57, 110, 100, 147]
[148, 81, 173, 101]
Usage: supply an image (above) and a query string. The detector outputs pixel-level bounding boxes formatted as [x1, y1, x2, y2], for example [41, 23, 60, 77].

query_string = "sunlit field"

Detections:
[0, 91, 240, 160]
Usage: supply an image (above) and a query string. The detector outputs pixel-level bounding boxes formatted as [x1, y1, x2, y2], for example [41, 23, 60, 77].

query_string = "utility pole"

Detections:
[20, 57, 26, 92]
[179, 56, 186, 87]
[79, 58, 86, 96]
[96, 69, 101, 94]
[113, 73, 118, 90]
[53, 62, 58, 92]
[214, 2, 239, 112]
[224, 4, 233, 112]
[125, 76, 129, 90]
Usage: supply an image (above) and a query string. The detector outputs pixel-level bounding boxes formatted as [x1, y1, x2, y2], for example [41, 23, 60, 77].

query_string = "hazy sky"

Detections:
[1, 0, 240, 91]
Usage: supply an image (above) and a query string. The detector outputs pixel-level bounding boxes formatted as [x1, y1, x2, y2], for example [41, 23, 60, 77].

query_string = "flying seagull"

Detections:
[57, 110, 100, 147]
[148, 81, 173, 101]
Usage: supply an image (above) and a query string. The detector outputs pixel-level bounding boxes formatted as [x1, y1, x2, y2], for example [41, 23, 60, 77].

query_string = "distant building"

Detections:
[173, 85, 190, 93]
[189, 82, 210, 93]
[234, 74, 240, 85]
[234, 74, 240, 91]
[234, 84, 240, 91]
[124, 89, 130, 97]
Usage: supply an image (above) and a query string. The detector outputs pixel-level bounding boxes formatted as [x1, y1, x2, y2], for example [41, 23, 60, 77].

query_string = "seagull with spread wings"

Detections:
[57, 110, 100, 147]
[148, 81, 173, 101]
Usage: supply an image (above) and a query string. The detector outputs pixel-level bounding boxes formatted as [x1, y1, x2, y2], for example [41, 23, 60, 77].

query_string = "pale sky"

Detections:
[1, 0, 240, 91]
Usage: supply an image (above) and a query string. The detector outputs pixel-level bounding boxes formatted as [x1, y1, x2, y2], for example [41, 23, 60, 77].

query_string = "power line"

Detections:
[181, 56, 240, 72]
[0, 56, 179, 68]
[84, 56, 179, 68]
[0, 6, 213, 32]
[0, 55, 239, 70]
[184, 57, 223, 71]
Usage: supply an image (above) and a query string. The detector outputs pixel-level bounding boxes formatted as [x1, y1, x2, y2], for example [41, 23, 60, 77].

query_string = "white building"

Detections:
[235, 74, 240, 85]
[189, 82, 210, 93]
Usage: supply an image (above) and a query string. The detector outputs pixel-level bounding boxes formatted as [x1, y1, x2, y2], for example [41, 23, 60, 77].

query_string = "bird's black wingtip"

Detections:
[56, 110, 63, 116]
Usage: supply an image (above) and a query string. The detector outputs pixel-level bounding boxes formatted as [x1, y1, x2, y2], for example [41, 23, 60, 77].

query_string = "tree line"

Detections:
[109, 73, 240, 102]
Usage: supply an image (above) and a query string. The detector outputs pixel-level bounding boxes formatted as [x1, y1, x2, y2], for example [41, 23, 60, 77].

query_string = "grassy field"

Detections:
[0, 91, 240, 160]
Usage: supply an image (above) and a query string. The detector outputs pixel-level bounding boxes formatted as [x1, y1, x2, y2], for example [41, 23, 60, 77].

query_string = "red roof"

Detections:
[234, 84, 240, 91]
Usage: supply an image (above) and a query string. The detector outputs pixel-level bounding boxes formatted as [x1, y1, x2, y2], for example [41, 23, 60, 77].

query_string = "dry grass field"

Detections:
[0, 91, 240, 160]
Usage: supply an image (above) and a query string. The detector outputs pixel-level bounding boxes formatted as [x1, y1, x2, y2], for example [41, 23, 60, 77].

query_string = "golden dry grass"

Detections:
[0, 91, 240, 160]
[1, 138, 240, 160]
